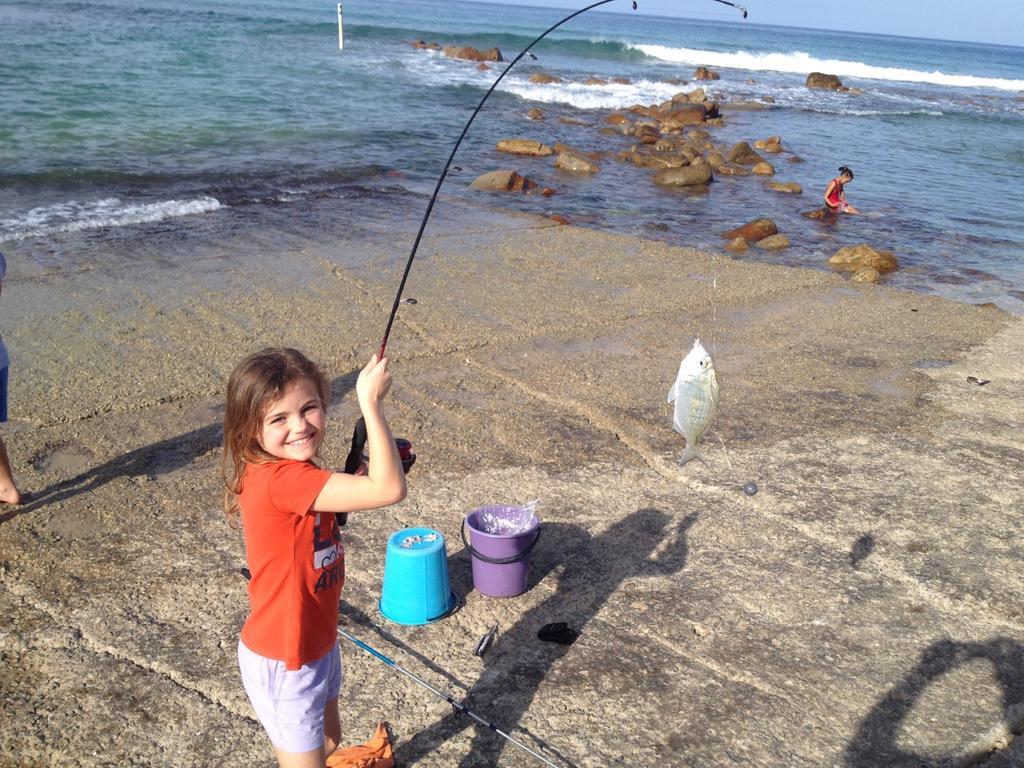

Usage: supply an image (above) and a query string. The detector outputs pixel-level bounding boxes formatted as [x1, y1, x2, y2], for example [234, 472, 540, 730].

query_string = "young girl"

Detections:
[824, 165, 860, 214]
[223, 347, 406, 768]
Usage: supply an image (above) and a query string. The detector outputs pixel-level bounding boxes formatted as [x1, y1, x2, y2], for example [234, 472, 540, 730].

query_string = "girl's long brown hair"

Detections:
[222, 347, 329, 524]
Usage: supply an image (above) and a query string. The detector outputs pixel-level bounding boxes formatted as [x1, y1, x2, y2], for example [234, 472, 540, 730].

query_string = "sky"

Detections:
[480, 0, 1024, 48]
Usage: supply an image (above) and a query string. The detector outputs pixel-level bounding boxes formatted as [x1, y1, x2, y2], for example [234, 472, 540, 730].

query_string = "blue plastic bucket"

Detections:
[379, 527, 456, 625]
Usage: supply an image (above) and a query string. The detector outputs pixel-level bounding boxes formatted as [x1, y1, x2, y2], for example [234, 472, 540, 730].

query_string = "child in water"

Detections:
[824, 165, 859, 214]
[223, 348, 406, 768]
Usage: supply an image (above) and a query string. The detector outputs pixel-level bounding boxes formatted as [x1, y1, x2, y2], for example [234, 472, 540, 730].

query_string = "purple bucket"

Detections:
[461, 505, 541, 598]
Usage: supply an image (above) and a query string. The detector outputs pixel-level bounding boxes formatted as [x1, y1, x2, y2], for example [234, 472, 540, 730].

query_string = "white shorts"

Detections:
[237, 640, 342, 753]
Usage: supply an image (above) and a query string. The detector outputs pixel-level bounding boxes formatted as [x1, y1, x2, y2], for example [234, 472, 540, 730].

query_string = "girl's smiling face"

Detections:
[257, 378, 326, 462]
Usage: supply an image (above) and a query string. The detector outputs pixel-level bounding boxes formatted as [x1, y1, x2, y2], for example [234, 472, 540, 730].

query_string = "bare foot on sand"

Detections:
[0, 484, 23, 505]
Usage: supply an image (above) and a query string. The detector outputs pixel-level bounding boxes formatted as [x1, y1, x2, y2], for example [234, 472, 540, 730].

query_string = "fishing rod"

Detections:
[338, 628, 566, 767]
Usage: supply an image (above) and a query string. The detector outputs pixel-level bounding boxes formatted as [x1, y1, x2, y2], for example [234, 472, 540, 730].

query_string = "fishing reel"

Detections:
[336, 417, 416, 527]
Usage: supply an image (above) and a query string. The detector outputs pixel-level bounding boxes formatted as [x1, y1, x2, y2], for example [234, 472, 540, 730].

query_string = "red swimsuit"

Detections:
[826, 178, 845, 210]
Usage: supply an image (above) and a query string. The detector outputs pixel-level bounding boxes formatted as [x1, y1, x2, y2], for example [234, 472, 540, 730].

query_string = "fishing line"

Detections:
[338, 628, 566, 767]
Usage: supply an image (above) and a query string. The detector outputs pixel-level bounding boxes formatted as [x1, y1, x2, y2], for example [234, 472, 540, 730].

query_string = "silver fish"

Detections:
[667, 339, 719, 465]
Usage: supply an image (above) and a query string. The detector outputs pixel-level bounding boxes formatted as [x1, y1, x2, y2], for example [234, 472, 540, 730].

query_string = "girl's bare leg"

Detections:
[323, 696, 341, 756]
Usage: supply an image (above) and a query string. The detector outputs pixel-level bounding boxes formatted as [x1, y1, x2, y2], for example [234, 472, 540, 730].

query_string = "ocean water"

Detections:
[2, 0, 1023, 311]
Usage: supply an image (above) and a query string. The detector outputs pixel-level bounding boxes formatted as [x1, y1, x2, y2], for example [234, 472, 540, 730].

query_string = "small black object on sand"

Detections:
[743, 482, 758, 496]
[538, 622, 579, 645]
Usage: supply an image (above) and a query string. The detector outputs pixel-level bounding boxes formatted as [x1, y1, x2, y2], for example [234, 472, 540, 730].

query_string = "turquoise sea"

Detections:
[2, 0, 1023, 311]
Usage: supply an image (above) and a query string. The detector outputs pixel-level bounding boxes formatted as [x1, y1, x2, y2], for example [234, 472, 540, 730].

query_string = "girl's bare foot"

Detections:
[0, 483, 22, 505]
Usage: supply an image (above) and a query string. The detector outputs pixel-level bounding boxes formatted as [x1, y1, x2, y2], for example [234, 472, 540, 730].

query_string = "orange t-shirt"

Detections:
[239, 460, 343, 670]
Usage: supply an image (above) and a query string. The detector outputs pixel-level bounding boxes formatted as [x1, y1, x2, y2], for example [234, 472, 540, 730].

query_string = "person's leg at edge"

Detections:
[0, 436, 22, 505]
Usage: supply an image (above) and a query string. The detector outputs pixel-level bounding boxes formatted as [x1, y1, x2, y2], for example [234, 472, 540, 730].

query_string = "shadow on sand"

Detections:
[1, 369, 359, 526]
[394, 507, 698, 767]
[845, 637, 1024, 767]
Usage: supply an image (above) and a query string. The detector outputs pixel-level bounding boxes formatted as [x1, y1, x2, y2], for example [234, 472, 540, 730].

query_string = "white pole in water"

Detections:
[337, 3, 344, 49]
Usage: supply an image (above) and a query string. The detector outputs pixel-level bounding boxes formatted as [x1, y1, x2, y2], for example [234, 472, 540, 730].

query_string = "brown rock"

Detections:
[555, 152, 600, 174]
[496, 139, 554, 157]
[727, 142, 765, 166]
[806, 72, 846, 90]
[470, 170, 537, 193]
[705, 151, 726, 169]
[410, 40, 441, 50]
[694, 66, 720, 81]
[585, 77, 608, 86]
[755, 234, 790, 250]
[852, 267, 881, 284]
[714, 164, 751, 177]
[660, 105, 707, 129]
[720, 218, 778, 243]
[554, 143, 599, 161]
[752, 161, 775, 176]
[789, 156, 805, 163]
[548, 214, 570, 225]
[558, 117, 589, 126]
[610, 76, 631, 85]
[766, 181, 802, 194]
[630, 151, 687, 169]
[828, 244, 899, 273]
[754, 136, 783, 153]
[526, 108, 545, 121]
[529, 72, 561, 84]
[725, 237, 748, 253]
[443, 45, 503, 62]
[477, 62, 490, 71]
[653, 162, 713, 187]
[802, 208, 831, 220]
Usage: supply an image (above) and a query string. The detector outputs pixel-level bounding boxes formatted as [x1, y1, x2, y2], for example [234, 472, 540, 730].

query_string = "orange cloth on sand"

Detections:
[326, 722, 394, 768]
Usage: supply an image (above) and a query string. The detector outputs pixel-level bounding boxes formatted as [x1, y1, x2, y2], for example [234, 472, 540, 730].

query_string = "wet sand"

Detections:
[1, 202, 1022, 767]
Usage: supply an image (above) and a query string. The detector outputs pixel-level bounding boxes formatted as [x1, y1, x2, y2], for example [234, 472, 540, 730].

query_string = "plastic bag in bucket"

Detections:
[461, 503, 540, 598]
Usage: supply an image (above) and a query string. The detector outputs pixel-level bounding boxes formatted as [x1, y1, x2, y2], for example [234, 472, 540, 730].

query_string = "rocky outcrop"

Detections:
[694, 66, 720, 81]
[754, 136, 783, 153]
[752, 161, 775, 176]
[852, 267, 881, 284]
[529, 72, 561, 84]
[555, 152, 600, 173]
[653, 162, 713, 187]
[659, 104, 707, 129]
[725, 237, 748, 253]
[720, 218, 778, 243]
[828, 244, 898, 273]
[443, 45, 503, 62]
[409, 40, 441, 51]
[496, 139, 555, 157]
[727, 142, 765, 166]
[470, 170, 538, 193]
[766, 181, 802, 194]
[806, 72, 849, 91]
[755, 234, 790, 250]
[526, 108, 545, 121]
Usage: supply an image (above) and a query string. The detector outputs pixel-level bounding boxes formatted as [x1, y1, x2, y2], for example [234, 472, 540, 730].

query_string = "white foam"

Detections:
[631, 44, 1024, 92]
[499, 77, 684, 109]
[1, 196, 222, 241]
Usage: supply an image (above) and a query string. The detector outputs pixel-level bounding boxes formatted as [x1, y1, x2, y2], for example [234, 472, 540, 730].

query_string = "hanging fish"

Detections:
[667, 339, 719, 465]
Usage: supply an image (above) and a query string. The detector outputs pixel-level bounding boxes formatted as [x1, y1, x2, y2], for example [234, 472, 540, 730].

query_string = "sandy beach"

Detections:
[1, 198, 1023, 767]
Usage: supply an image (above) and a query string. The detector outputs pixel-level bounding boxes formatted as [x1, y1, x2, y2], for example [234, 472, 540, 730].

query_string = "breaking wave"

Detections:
[0, 196, 222, 242]
[630, 45, 1024, 92]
